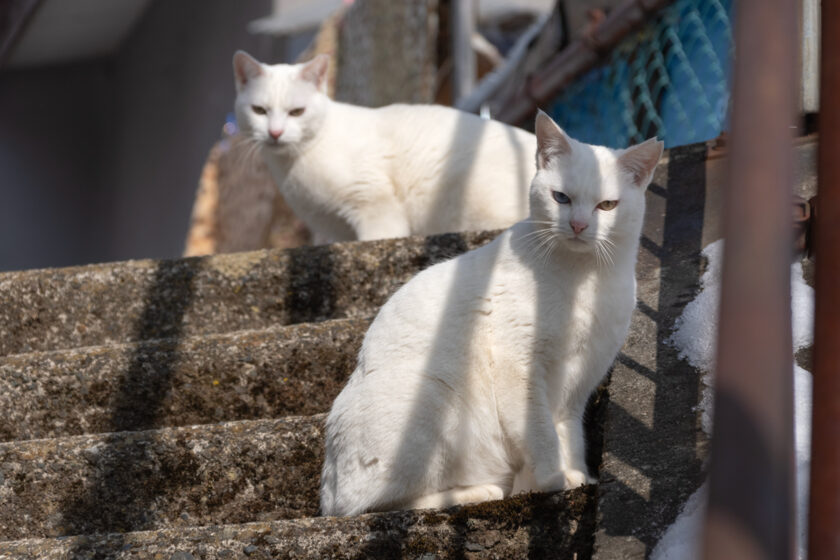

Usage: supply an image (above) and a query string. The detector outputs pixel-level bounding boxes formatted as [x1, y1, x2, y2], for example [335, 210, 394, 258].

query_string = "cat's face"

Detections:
[528, 111, 663, 258]
[233, 51, 329, 150]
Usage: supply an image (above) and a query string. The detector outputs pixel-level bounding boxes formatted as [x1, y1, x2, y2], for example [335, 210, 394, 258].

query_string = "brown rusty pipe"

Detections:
[496, 0, 672, 125]
[808, 0, 840, 555]
[702, 0, 798, 558]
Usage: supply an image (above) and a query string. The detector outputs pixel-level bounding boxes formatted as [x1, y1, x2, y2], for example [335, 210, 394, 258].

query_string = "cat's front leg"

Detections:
[555, 416, 597, 487]
[522, 381, 570, 493]
[353, 212, 411, 241]
[351, 199, 411, 241]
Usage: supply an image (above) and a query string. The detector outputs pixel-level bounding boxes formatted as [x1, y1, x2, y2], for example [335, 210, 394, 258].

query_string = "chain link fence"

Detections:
[548, 0, 733, 148]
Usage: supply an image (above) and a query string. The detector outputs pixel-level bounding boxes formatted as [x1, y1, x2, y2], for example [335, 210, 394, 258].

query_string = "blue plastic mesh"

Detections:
[547, 0, 733, 148]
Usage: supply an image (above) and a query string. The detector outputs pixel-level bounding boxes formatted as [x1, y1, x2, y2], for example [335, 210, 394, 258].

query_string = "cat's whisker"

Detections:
[595, 238, 616, 269]
[598, 242, 608, 269]
[530, 231, 558, 268]
[523, 229, 556, 258]
[540, 240, 558, 269]
[522, 234, 548, 262]
[520, 227, 555, 244]
[603, 238, 617, 263]
[594, 239, 605, 269]
[520, 226, 554, 245]
[237, 136, 263, 167]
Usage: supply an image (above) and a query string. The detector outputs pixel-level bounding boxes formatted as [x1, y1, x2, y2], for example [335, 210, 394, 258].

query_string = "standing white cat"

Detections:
[320, 111, 663, 516]
[233, 51, 537, 243]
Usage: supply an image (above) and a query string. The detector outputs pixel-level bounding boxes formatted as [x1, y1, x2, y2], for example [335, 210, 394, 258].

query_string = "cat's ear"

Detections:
[535, 110, 572, 169]
[618, 138, 664, 188]
[233, 51, 264, 91]
[300, 54, 330, 91]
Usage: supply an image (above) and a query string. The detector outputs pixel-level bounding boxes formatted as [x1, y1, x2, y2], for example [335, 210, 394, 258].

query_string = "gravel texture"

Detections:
[0, 231, 499, 357]
[0, 488, 596, 559]
[0, 318, 369, 440]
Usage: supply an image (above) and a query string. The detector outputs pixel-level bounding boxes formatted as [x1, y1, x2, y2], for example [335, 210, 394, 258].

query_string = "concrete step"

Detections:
[0, 230, 498, 358]
[0, 318, 370, 441]
[0, 411, 600, 546]
[0, 487, 596, 559]
[0, 416, 326, 540]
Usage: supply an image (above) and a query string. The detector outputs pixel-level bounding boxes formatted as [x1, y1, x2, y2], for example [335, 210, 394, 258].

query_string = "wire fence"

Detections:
[547, 0, 733, 149]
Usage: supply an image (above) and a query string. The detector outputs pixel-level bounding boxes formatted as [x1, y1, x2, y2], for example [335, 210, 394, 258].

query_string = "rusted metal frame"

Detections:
[496, 0, 672, 125]
[710, 133, 815, 255]
[702, 0, 799, 558]
[808, 0, 840, 556]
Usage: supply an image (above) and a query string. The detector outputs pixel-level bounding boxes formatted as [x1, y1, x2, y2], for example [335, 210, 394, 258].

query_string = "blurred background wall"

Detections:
[0, 0, 308, 271]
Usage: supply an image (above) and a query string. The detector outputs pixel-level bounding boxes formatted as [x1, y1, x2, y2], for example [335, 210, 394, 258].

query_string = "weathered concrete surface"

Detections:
[0, 318, 369, 441]
[0, 416, 326, 540]
[594, 143, 714, 558]
[0, 411, 599, 554]
[0, 230, 499, 357]
[0, 488, 595, 560]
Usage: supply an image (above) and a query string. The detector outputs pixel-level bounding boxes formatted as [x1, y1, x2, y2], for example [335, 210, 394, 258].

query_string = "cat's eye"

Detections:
[251, 105, 267, 115]
[552, 191, 571, 204]
[289, 107, 305, 117]
[597, 200, 619, 211]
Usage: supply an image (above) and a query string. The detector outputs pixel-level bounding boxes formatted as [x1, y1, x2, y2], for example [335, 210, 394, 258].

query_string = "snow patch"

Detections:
[652, 239, 814, 560]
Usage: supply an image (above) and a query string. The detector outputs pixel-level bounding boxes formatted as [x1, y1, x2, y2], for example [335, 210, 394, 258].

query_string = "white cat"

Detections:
[232, 51, 537, 243]
[320, 112, 663, 516]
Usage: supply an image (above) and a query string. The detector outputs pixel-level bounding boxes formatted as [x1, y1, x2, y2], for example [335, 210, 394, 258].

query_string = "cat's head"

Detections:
[232, 51, 330, 150]
[528, 110, 663, 257]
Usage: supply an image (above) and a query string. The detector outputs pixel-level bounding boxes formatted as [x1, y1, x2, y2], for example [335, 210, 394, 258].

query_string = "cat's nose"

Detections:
[570, 220, 588, 235]
[269, 128, 284, 140]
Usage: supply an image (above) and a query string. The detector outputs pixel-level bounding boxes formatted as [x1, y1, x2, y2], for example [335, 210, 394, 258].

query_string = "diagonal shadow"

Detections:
[598, 143, 708, 552]
[59, 257, 200, 547]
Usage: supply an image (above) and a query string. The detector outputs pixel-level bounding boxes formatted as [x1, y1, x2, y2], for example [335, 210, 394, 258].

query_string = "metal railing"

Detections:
[704, 0, 838, 558]
[702, 0, 798, 557]
[808, 1, 840, 557]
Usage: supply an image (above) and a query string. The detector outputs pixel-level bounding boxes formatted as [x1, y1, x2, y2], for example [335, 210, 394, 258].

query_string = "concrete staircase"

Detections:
[0, 139, 817, 559]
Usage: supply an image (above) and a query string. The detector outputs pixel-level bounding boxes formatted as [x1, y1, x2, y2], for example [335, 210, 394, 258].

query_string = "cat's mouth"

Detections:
[263, 138, 291, 150]
[563, 235, 593, 252]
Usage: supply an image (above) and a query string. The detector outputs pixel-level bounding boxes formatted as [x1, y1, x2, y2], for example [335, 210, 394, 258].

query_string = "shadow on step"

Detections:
[595, 144, 708, 556]
[282, 244, 339, 324]
[58, 258, 200, 542]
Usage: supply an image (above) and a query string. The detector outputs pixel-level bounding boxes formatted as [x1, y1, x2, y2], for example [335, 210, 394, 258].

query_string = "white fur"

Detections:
[320, 112, 664, 516]
[233, 51, 537, 243]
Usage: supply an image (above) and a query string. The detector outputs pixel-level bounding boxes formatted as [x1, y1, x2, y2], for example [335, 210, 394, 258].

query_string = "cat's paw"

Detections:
[563, 469, 597, 488]
[536, 472, 569, 493]
[479, 485, 506, 502]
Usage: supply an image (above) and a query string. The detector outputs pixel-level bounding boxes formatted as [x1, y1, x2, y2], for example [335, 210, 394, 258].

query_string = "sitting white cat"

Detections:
[320, 111, 663, 516]
[233, 51, 537, 243]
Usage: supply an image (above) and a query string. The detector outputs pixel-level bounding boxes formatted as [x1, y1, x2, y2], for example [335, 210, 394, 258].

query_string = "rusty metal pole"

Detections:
[702, 0, 798, 558]
[808, 0, 840, 557]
